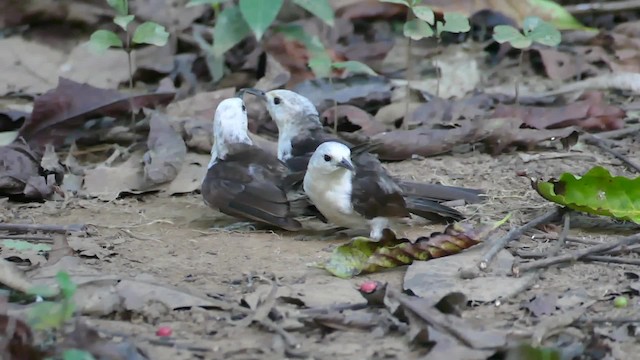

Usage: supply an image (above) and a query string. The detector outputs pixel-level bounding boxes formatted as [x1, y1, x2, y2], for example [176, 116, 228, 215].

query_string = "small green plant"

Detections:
[26, 271, 77, 331]
[189, 0, 336, 82]
[88, 0, 170, 91]
[380, 1, 470, 128]
[492, 16, 561, 102]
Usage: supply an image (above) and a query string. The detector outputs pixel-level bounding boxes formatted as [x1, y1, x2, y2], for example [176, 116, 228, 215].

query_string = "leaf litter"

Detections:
[2, 0, 640, 358]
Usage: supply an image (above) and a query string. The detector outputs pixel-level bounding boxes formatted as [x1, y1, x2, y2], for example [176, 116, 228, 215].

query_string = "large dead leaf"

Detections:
[131, 0, 207, 32]
[0, 142, 41, 196]
[0, 37, 130, 95]
[82, 151, 149, 201]
[19, 77, 175, 149]
[404, 247, 536, 302]
[143, 111, 187, 185]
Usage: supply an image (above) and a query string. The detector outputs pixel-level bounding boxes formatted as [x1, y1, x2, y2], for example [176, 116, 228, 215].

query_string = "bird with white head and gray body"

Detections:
[200, 95, 306, 231]
[304, 141, 414, 240]
[242, 88, 484, 224]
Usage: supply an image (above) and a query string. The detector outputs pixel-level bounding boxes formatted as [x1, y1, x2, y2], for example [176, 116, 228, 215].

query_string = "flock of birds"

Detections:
[200, 89, 485, 240]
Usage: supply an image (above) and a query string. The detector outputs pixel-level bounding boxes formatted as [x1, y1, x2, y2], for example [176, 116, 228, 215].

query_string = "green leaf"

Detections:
[275, 24, 332, 77]
[524, 16, 562, 47]
[1, 239, 51, 252]
[107, 0, 128, 16]
[379, 0, 410, 6]
[314, 218, 507, 278]
[186, 0, 227, 7]
[27, 301, 75, 330]
[239, 0, 284, 41]
[529, 0, 591, 31]
[63, 349, 96, 360]
[56, 271, 77, 299]
[412, 6, 434, 25]
[0, 130, 18, 146]
[292, 0, 334, 26]
[492, 25, 532, 49]
[332, 61, 377, 76]
[436, 12, 470, 36]
[535, 166, 640, 223]
[403, 19, 434, 40]
[132, 22, 169, 46]
[88, 30, 123, 54]
[212, 5, 252, 56]
[113, 14, 135, 31]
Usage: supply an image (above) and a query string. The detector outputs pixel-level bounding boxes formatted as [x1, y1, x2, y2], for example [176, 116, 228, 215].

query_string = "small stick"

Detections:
[479, 208, 562, 270]
[513, 233, 640, 275]
[0, 234, 53, 242]
[577, 316, 640, 325]
[581, 255, 640, 266]
[566, 0, 640, 15]
[595, 124, 640, 140]
[547, 212, 571, 256]
[582, 133, 640, 173]
[0, 223, 86, 234]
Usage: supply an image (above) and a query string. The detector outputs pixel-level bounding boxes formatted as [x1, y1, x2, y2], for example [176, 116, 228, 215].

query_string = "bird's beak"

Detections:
[337, 158, 355, 172]
[235, 89, 246, 99]
[241, 88, 268, 102]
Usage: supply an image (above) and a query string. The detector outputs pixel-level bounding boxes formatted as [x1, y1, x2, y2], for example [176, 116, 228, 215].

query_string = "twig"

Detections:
[581, 255, 640, 266]
[577, 316, 640, 325]
[0, 223, 86, 234]
[596, 124, 640, 140]
[547, 212, 571, 256]
[0, 234, 53, 241]
[479, 208, 562, 270]
[566, 0, 640, 14]
[96, 328, 211, 353]
[582, 133, 640, 173]
[513, 232, 640, 275]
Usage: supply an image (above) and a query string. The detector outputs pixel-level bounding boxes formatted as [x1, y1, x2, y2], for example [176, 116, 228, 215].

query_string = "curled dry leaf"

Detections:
[321, 105, 386, 136]
[315, 216, 509, 278]
[143, 111, 188, 186]
[19, 77, 175, 149]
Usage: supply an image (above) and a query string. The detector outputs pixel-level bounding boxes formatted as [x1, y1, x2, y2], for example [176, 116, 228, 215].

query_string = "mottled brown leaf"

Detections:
[143, 111, 187, 186]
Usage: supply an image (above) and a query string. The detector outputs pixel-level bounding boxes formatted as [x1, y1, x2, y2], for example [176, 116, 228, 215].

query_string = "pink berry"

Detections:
[359, 280, 377, 294]
[156, 326, 172, 337]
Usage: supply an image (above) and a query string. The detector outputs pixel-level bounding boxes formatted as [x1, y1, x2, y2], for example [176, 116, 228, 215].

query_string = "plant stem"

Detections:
[404, 36, 413, 131]
[126, 30, 135, 126]
[515, 50, 524, 105]
[435, 36, 441, 97]
[329, 76, 338, 134]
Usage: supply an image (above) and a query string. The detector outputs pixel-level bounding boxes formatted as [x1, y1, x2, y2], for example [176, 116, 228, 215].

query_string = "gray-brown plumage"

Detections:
[201, 97, 302, 231]
[243, 88, 483, 222]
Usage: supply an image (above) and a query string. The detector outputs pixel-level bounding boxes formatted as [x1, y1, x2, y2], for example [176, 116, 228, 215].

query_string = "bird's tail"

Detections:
[398, 180, 485, 204]
[404, 196, 465, 222]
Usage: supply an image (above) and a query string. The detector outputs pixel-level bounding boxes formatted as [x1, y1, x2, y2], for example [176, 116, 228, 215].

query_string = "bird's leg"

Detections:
[294, 227, 354, 241]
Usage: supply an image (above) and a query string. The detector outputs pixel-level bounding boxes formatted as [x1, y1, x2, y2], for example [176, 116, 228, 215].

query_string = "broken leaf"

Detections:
[534, 166, 640, 224]
[143, 111, 187, 186]
[131, 22, 169, 46]
[316, 216, 509, 278]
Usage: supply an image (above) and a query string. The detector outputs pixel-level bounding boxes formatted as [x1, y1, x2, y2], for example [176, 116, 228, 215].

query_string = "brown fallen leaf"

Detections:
[19, 77, 175, 149]
[143, 111, 187, 186]
[61, 320, 150, 360]
[82, 150, 148, 201]
[321, 105, 386, 136]
[0, 141, 41, 196]
[492, 91, 626, 131]
[480, 117, 579, 155]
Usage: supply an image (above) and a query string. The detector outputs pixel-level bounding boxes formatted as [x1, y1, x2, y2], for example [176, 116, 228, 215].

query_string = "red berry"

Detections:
[156, 326, 172, 337]
[359, 280, 377, 294]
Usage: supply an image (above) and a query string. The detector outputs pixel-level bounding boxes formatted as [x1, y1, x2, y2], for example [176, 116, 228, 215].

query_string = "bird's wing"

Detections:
[201, 145, 302, 231]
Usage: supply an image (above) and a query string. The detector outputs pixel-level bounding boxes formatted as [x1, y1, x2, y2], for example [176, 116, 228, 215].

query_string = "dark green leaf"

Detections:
[63, 349, 96, 360]
[292, 0, 334, 26]
[492, 25, 532, 49]
[212, 5, 251, 56]
[88, 30, 123, 54]
[239, 0, 284, 41]
[113, 14, 135, 31]
[332, 61, 377, 76]
[436, 12, 470, 36]
[525, 17, 562, 47]
[132, 21, 169, 46]
[1, 239, 51, 252]
[412, 6, 434, 25]
[403, 19, 433, 40]
[107, 0, 128, 16]
[379, 0, 410, 6]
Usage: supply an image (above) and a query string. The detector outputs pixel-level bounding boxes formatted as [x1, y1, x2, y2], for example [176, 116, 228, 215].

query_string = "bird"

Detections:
[242, 88, 484, 222]
[304, 141, 445, 240]
[200, 95, 304, 232]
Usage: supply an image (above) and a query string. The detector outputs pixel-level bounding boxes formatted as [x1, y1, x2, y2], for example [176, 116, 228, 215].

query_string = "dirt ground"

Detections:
[4, 137, 640, 359]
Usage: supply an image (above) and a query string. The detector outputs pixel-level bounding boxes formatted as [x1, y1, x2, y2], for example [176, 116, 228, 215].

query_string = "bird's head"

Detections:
[211, 97, 252, 163]
[308, 141, 355, 175]
[242, 88, 320, 131]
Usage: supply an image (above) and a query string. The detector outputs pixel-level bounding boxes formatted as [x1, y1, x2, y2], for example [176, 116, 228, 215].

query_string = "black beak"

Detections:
[337, 158, 355, 171]
[241, 87, 268, 102]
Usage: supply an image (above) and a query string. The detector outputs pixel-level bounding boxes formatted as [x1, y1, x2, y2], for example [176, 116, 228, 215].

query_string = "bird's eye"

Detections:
[323, 154, 331, 162]
[241, 104, 246, 111]
[274, 97, 282, 105]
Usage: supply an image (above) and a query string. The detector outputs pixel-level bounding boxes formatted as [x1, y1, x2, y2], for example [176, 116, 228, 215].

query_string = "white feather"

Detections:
[208, 98, 252, 169]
